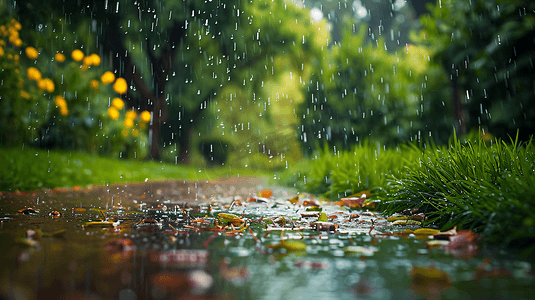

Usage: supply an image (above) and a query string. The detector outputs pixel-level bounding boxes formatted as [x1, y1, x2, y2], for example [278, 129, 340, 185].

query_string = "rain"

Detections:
[1, 0, 534, 299]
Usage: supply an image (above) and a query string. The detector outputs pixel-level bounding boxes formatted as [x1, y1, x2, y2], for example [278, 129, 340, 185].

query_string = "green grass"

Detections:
[381, 132, 535, 254]
[0, 146, 270, 192]
[279, 142, 421, 199]
[281, 133, 535, 257]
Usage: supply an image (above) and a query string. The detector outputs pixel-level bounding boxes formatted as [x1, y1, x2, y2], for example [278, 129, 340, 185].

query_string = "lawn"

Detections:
[0, 146, 271, 192]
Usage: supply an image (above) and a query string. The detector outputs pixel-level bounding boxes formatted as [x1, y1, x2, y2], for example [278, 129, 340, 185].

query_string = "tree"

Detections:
[15, 0, 326, 162]
[417, 0, 535, 140]
[298, 23, 451, 154]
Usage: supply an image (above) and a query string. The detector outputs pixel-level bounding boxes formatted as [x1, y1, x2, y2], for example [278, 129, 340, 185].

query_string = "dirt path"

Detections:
[1, 177, 298, 212]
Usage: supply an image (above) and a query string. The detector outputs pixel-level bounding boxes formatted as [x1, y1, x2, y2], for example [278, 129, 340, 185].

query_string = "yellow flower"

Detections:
[25, 47, 38, 59]
[0, 26, 6, 36]
[101, 71, 115, 84]
[140, 110, 151, 122]
[11, 38, 22, 47]
[89, 54, 101, 66]
[132, 128, 139, 137]
[139, 122, 147, 129]
[60, 106, 69, 116]
[0, 47, 4, 56]
[55, 96, 67, 108]
[90, 80, 99, 89]
[122, 128, 129, 137]
[71, 49, 84, 61]
[37, 79, 47, 90]
[14, 54, 19, 61]
[8, 28, 18, 38]
[83, 56, 93, 66]
[44, 78, 55, 92]
[113, 77, 127, 94]
[11, 19, 21, 30]
[108, 107, 119, 120]
[37, 78, 54, 92]
[111, 98, 124, 110]
[27, 67, 42, 81]
[20, 90, 30, 99]
[80, 64, 88, 71]
[124, 118, 134, 128]
[125, 110, 137, 120]
[18, 78, 23, 88]
[0, 40, 4, 46]
[55, 53, 65, 62]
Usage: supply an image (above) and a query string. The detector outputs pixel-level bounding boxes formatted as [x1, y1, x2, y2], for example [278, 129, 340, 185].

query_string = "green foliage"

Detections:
[0, 147, 270, 192]
[0, 6, 148, 158]
[281, 142, 421, 199]
[382, 132, 535, 251]
[299, 23, 452, 155]
[418, 0, 535, 140]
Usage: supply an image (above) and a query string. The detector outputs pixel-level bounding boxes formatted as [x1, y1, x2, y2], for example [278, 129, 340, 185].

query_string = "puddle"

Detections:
[0, 193, 533, 300]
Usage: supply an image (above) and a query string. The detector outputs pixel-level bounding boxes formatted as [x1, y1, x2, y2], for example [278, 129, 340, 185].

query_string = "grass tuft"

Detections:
[381, 132, 535, 252]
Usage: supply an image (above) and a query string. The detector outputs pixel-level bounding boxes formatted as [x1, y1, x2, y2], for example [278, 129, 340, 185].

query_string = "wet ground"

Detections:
[1, 179, 534, 300]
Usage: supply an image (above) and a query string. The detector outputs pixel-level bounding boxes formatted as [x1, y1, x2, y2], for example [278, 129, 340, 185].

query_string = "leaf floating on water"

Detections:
[413, 228, 440, 235]
[340, 196, 366, 208]
[288, 195, 299, 204]
[269, 240, 307, 252]
[259, 189, 273, 198]
[433, 226, 458, 240]
[317, 212, 328, 222]
[83, 221, 115, 228]
[311, 221, 338, 231]
[391, 220, 421, 226]
[387, 216, 408, 222]
[218, 213, 245, 226]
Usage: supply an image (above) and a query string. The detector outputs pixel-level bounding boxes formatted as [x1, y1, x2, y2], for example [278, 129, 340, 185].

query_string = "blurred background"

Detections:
[1, 0, 533, 173]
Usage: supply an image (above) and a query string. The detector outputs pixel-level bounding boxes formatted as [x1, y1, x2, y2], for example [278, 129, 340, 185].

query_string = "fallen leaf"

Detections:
[340, 197, 366, 208]
[414, 228, 440, 235]
[260, 189, 273, 198]
[269, 240, 307, 251]
[310, 221, 338, 231]
[218, 213, 245, 226]
[391, 220, 421, 226]
[433, 226, 457, 240]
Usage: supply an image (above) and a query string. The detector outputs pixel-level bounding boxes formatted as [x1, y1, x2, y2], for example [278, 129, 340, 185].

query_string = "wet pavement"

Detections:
[1, 179, 534, 300]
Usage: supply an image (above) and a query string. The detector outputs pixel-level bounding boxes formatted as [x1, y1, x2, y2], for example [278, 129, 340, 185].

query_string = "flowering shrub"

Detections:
[0, 14, 151, 159]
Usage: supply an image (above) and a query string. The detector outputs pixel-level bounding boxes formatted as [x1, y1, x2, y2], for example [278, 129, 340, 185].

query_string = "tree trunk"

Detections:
[176, 126, 194, 164]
